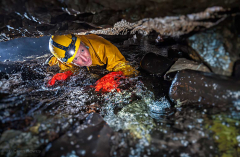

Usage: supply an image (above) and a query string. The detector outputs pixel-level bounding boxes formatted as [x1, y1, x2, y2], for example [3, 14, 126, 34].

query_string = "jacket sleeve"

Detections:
[112, 62, 139, 77]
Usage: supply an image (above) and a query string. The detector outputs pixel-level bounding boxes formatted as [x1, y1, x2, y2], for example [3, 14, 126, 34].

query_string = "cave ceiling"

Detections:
[0, 0, 240, 41]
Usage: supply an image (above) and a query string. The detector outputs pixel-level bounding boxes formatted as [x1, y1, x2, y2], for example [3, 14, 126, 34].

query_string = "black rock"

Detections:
[169, 70, 240, 106]
[0, 62, 21, 74]
[140, 52, 174, 75]
[0, 62, 22, 79]
[21, 67, 45, 81]
[44, 113, 113, 157]
[1, 0, 240, 41]
[233, 60, 240, 79]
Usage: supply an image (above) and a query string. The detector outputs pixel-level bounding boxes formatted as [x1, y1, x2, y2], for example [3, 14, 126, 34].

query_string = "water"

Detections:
[0, 32, 240, 156]
[0, 36, 49, 62]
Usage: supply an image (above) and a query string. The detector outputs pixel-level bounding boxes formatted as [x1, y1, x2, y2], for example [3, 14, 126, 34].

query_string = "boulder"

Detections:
[187, 16, 240, 76]
[233, 60, 240, 79]
[44, 113, 113, 157]
[169, 70, 240, 106]
[164, 58, 211, 80]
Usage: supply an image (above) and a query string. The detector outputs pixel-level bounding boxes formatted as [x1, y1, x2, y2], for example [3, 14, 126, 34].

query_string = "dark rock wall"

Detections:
[0, 0, 240, 41]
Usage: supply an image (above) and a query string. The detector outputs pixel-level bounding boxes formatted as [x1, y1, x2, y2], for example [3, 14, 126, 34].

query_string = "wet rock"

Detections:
[233, 60, 240, 79]
[30, 114, 84, 143]
[0, 130, 22, 142]
[164, 58, 211, 80]
[0, 116, 33, 134]
[169, 70, 240, 106]
[167, 44, 202, 61]
[0, 73, 23, 93]
[140, 52, 174, 75]
[44, 113, 113, 157]
[0, 60, 46, 83]
[1, 0, 240, 41]
[89, 7, 236, 37]
[188, 32, 237, 76]
[103, 87, 171, 143]
[188, 15, 240, 76]
[124, 33, 202, 62]
[101, 79, 158, 142]
[0, 130, 41, 157]
[205, 114, 240, 156]
[148, 97, 171, 121]
[0, 62, 21, 74]
[0, 92, 9, 100]
[21, 66, 45, 81]
[104, 99, 155, 143]
[0, 72, 8, 80]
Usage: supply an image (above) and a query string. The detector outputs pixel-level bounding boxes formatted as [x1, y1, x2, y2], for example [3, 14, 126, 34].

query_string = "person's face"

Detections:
[72, 43, 92, 67]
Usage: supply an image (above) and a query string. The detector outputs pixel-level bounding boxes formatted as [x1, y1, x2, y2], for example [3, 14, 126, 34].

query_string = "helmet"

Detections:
[49, 34, 81, 63]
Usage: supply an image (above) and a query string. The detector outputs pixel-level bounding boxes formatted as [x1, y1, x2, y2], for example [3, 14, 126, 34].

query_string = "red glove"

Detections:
[92, 71, 126, 92]
[47, 71, 73, 86]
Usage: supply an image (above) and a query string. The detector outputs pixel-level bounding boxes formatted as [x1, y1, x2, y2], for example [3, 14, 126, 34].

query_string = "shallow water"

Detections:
[0, 30, 240, 157]
[0, 36, 49, 62]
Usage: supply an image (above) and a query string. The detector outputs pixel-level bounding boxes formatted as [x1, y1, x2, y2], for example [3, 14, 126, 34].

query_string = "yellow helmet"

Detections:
[49, 34, 81, 63]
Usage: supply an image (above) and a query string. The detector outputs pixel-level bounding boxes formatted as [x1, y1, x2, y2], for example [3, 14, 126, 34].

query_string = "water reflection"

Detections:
[0, 36, 49, 62]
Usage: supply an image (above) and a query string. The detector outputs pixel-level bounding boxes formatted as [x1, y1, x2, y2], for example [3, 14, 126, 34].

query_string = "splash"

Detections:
[148, 97, 171, 121]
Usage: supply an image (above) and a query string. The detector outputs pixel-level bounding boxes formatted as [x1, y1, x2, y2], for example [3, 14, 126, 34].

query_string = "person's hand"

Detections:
[92, 71, 126, 92]
[47, 71, 73, 86]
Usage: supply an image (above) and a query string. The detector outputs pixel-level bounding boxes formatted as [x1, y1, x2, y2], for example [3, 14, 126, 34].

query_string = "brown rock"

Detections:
[164, 58, 211, 80]
[169, 70, 240, 106]
[44, 113, 113, 157]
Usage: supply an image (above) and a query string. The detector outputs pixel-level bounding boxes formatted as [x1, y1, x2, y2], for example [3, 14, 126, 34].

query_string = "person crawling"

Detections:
[47, 34, 138, 91]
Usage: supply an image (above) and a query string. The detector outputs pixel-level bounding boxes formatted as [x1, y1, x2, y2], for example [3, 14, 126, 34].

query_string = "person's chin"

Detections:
[86, 61, 92, 67]
[86, 63, 92, 67]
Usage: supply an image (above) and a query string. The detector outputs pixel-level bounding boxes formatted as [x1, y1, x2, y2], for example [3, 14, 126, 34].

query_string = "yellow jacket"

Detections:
[48, 34, 138, 76]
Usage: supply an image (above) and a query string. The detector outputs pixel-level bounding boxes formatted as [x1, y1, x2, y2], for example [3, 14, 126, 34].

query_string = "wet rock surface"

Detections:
[0, 1, 240, 42]
[0, 62, 21, 74]
[169, 69, 240, 106]
[187, 15, 240, 76]
[0, 130, 41, 157]
[164, 58, 211, 80]
[44, 113, 113, 157]
[233, 60, 240, 79]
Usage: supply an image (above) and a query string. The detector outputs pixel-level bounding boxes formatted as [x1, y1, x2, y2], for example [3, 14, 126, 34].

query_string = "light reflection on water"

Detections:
[0, 36, 49, 62]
